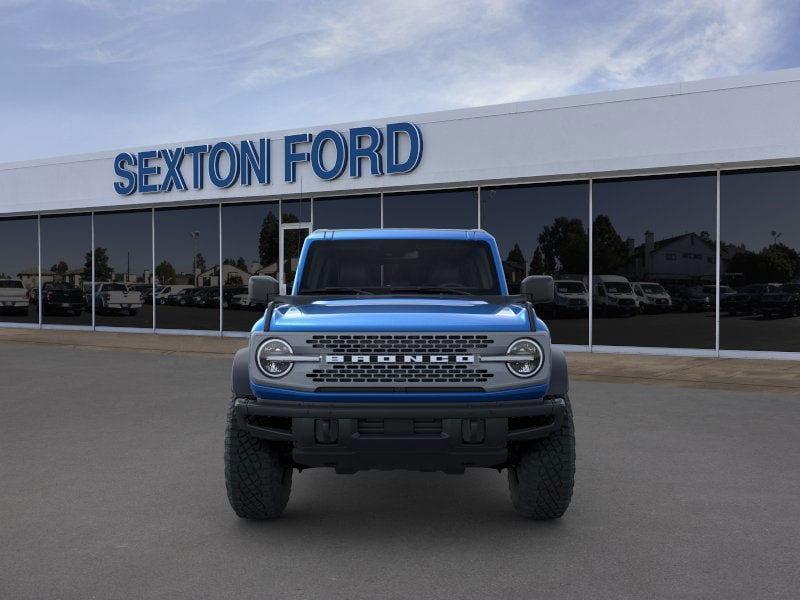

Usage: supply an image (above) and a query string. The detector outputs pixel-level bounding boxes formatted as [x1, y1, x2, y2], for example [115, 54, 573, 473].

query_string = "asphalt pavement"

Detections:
[0, 342, 798, 599]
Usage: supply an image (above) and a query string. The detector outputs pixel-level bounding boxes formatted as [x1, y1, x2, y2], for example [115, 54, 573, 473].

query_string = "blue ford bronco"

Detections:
[226, 229, 575, 519]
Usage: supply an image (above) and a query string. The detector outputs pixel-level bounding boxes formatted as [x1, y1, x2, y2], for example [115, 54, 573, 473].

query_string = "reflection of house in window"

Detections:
[627, 231, 715, 284]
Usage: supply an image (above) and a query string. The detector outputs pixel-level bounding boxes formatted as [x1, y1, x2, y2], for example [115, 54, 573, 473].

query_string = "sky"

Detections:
[0, 0, 799, 163]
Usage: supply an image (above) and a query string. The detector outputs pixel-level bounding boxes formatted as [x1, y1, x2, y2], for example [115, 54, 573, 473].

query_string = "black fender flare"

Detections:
[547, 347, 569, 397]
[231, 347, 253, 398]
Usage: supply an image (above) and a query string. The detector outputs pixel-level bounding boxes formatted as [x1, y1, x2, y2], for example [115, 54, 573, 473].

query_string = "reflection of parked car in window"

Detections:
[591, 275, 638, 316]
[722, 283, 781, 316]
[230, 292, 250, 310]
[758, 283, 800, 318]
[187, 287, 219, 308]
[632, 282, 672, 313]
[668, 286, 711, 312]
[126, 283, 155, 305]
[222, 286, 247, 309]
[0, 279, 30, 315]
[549, 280, 588, 316]
[89, 282, 143, 315]
[157, 285, 194, 305]
[701, 285, 736, 303]
[168, 287, 197, 306]
[42, 282, 84, 315]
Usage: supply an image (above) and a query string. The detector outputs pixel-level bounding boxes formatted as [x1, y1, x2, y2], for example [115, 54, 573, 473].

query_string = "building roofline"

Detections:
[3, 67, 800, 171]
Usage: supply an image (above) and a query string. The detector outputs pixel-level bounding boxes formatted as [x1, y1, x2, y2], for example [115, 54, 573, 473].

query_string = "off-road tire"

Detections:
[225, 397, 292, 519]
[508, 396, 575, 519]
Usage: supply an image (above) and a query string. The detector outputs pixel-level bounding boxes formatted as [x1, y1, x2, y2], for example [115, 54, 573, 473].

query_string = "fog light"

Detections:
[256, 338, 294, 378]
[506, 338, 544, 378]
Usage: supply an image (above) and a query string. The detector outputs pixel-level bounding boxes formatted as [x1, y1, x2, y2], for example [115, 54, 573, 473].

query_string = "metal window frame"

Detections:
[91, 212, 95, 330]
[588, 179, 593, 351]
[218, 202, 223, 336]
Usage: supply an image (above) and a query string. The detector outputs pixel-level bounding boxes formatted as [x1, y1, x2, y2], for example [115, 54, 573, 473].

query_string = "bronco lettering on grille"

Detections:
[325, 354, 475, 364]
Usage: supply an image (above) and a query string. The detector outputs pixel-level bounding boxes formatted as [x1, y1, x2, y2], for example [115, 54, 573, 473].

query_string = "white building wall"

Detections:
[2, 69, 800, 215]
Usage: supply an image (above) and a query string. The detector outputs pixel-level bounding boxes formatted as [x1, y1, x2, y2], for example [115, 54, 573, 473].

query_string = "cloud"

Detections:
[0, 0, 795, 162]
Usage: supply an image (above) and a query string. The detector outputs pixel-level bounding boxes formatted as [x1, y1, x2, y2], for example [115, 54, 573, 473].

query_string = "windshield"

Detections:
[605, 282, 632, 294]
[0, 280, 23, 288]
[99, 283, 127, 291]
[298, 239, 501, 295]
[640, 283, 665, 294]
[556, 282, 585, 294]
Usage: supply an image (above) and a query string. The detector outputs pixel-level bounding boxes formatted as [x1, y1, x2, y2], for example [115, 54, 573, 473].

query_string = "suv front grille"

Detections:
[305, 334, 495, 385]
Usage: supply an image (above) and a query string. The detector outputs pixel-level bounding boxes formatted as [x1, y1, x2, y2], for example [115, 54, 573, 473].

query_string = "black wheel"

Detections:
[508, 396, 576, 519]
[128, 308, 138, 316]
[224, 397, 292, 519]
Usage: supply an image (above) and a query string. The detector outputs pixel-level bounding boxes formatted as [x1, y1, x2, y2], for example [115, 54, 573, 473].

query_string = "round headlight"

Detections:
[506, 338, 544, 378]
[256, 338, 294, 378]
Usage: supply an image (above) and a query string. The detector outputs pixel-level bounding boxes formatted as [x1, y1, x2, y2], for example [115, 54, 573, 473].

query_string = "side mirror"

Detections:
[248, 275, 280, 305]
[520, 275, 554, 304]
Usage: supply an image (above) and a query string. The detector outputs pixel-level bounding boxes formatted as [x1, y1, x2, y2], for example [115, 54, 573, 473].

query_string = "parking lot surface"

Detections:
[1, 342, 798, 600]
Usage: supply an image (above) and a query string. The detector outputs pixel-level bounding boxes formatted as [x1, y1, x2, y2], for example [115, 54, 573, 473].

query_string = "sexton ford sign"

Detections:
[112, 122, 423, 196]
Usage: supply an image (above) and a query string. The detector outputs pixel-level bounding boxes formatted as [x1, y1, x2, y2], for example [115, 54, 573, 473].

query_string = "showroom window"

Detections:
[154, 205, 220, 331]
[0, 216, 38, 324]
[383, 189, 478, 229]
[481, 182, 590, 346]
[313, 195, 381, 230]
[592, 173, 717, 349]
[92, 210, 153, 329]
[281, 198, 311, 225]
[40, 213, 92, 326]
[721, 167, 800, 352]
[221, 201, 279, 332]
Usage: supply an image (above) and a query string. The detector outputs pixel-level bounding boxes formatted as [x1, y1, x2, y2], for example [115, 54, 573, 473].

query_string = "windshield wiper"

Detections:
[387, 286, 475, 296]
[299, 287, 375, 295]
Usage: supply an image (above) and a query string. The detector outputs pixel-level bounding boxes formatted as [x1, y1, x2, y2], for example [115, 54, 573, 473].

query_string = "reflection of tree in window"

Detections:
[726, 243, 799, 285]
[258, 212, 279, 271]
[84, 247, 113, 282]
[592, 215, 628, 273]
[156, 261, 176, 284]
[537, 217, 588, 275]
[51, 261, 68, 278]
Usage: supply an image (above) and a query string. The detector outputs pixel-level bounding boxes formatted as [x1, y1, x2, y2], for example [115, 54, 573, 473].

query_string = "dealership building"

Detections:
[1, 68, 799, 359]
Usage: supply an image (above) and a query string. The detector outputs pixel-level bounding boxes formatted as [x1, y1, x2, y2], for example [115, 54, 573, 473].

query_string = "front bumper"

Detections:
[233, 396, 566, 473]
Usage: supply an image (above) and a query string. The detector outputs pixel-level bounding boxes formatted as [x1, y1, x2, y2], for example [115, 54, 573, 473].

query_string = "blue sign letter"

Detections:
[349, 127, 384, 177]
[311, 130, 347, 181]
[240, 139, 270, 186]
[137, 150, 160, 194]
[208, 142, 240, 188]
[184, 145, 210, 189]
[386, 122, 423, 175]
[113, 152, 137, 195]
[284, 133, 311, 183]
[159, 148, 187, 192]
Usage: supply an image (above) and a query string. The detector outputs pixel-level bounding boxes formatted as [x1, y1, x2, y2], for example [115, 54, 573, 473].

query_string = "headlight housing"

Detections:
[505, 338, 544, 378]
[256, 338, 294, 378]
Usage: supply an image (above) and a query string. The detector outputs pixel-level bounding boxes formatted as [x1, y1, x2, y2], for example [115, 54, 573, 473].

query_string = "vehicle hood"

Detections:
[266, 296, 533, 332]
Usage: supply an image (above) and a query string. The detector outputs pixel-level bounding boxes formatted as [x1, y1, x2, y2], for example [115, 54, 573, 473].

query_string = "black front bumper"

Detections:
[234, 397, 566, 473]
